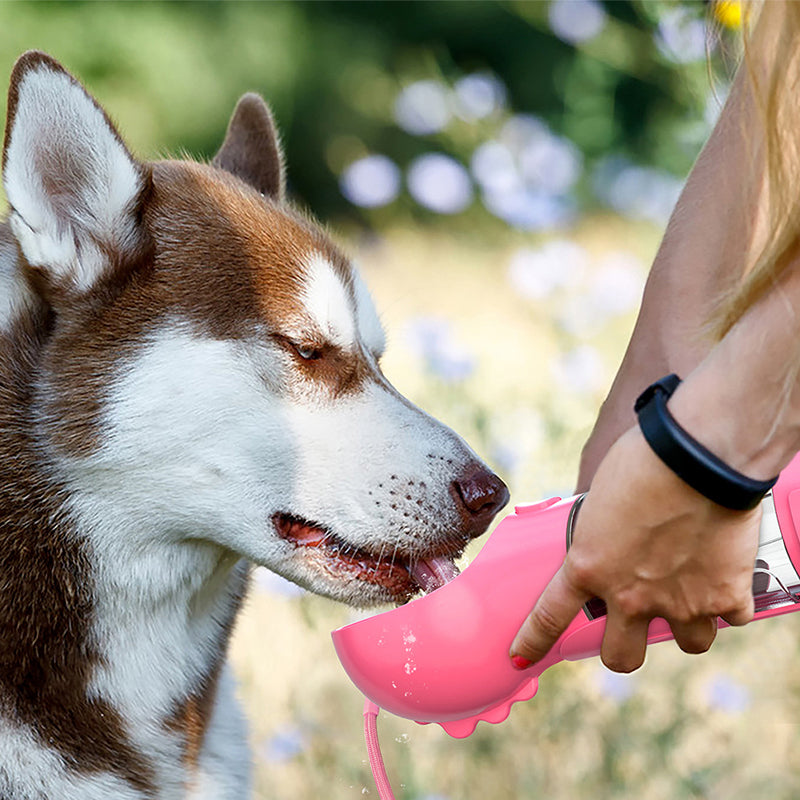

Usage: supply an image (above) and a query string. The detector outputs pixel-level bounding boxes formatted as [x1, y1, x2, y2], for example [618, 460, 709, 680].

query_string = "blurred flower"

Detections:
[589, 252, 645, 316]
[471, 140, 520, 195]
[489, 408, 545, 478]
[714, 0, 742, 30]
[394, 80, 452, 135]
[483, 188, 574, 231]
[340, 155, 401, 208]
[507, 240, 588, 300]
[519, 132, 582, 195]
[593, 157, 682, 225]
[595, 665, 636, 702]
[552, 345, 605, 394]
[454, 73, 507, 121]
[548, 0, 607, 45]
[475, 115, 581, 230]
[707, 675, 751, 713]
[490, 441, 522, 476]
[252, 566, 306, 598]
[556, 294, 607, 338]
[407, 154, 473, 214]
[405, 316, 475, 382]
[655, 7, 709, 64]
[503, 115, 583, 196]
[500, 114, 549, 151]
[260, 725, 306, 762]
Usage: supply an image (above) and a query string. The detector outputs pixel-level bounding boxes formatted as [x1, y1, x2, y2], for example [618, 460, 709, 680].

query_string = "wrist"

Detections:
[636, 374, 778, 510]
[668, 377, 800, 483]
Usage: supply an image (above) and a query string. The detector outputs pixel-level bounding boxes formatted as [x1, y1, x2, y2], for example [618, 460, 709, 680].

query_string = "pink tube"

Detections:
[363, 698, 395, 800]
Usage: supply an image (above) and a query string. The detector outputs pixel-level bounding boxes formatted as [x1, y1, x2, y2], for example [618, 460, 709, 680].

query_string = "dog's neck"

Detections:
[0, 241, 248, 791]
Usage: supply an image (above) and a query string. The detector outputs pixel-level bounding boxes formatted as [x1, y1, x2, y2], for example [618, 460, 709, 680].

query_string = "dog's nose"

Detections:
[452, 465, 510, 537]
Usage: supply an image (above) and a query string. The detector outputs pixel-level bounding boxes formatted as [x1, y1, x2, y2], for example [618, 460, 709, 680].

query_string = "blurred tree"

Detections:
[0, 0, 733, 228]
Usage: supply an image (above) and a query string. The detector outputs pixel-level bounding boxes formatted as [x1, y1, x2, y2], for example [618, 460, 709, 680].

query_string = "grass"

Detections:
[229, 219, 800, 799]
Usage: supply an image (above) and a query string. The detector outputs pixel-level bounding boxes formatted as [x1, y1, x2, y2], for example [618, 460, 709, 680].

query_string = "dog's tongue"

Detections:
[410, 556, 460, 593]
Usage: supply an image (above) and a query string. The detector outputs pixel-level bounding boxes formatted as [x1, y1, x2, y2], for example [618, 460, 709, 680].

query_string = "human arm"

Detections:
[511, 253, 800, 672]
[576, 35, 772, 492]
[512, 2, 800, 671]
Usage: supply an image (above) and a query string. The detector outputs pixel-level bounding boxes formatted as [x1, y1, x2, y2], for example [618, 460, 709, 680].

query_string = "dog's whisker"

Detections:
[389, 542, 401, 575]
[373, 541, 388, 574]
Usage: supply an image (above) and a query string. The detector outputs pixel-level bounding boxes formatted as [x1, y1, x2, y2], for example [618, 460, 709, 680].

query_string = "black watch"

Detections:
[634, 374, 778, 511]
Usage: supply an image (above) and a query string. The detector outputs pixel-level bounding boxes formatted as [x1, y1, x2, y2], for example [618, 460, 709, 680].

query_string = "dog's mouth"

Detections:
[272, 512, 461, 601]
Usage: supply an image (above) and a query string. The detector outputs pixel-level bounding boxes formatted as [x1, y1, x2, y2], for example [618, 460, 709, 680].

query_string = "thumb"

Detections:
[510, 565, 590, 666]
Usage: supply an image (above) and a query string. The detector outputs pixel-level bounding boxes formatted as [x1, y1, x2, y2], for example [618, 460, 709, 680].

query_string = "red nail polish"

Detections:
[511, 654, 533, 670]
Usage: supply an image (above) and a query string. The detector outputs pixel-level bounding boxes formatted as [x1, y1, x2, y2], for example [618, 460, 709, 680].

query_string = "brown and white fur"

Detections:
[0, 52, 508, 799]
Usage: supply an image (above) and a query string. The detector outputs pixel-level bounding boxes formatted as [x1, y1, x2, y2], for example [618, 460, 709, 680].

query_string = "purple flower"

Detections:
[405, 316, 475, 383]
[707, 675, 751, 713]
[552, 346, 606, 394]
[595, 665, 636, 702]
[594, 157, 682, 225]
[507, 240, 588, 300]
[260, 726, 306, 762]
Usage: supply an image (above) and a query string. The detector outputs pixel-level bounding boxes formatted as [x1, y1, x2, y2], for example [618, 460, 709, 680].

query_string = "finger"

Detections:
[669, 616, 717, 654]
[720, 593, 755, 627]
[510, 566, 590, 666]
[600, 610, 650, 673]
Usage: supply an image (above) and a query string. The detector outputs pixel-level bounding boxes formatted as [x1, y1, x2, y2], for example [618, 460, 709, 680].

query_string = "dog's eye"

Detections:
[294, 343, 322, 361]
[274, 334, 324, 362]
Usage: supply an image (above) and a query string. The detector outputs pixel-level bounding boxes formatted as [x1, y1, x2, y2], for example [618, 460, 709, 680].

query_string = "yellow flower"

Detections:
[714, 0, 743, 30]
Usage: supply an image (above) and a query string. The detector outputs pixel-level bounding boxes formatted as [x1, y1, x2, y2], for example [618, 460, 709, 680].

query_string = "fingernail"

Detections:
[511, 654, 533, 670]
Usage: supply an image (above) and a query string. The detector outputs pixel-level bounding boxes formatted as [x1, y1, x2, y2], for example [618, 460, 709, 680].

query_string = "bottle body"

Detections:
[332, 454, 800, 738]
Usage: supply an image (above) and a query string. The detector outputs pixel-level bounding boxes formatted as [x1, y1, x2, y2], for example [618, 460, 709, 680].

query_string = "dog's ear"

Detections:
[2, 51, 148, 296]
[213, 93, 285, 201]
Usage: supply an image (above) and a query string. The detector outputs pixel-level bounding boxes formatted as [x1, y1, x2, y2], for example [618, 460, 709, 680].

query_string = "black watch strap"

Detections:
[634, 374, 778, 511]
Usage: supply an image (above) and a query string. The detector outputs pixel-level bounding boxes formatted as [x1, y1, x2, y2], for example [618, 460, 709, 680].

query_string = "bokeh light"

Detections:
[339, 154, 401, 208]
[507, 240, 588, 300]
[453, 73, 507, 121]
[394, 80, 452, 136]
[404, 316, 476, 382]
[407, 153, 474, 215]
[707, 674, 752, 713]
[656, 6, 709, 65]
[589, 252, 646, 316]
[548, 0, 608, 45]
[594, 157, 683, 225]
[595, 665, 637, 702]
[552, 345, 606, 394]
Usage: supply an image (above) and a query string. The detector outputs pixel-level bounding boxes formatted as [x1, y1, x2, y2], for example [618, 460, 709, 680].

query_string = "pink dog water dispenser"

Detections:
[333, 453, 800, 739]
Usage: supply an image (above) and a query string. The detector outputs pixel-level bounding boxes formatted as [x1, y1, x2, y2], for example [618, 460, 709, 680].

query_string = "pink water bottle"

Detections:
[332, 454, 800, 738]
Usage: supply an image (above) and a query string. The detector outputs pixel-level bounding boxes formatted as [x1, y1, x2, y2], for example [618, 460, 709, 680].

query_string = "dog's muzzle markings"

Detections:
[0, 50, 509, 799]
[274, 465, 509, 601]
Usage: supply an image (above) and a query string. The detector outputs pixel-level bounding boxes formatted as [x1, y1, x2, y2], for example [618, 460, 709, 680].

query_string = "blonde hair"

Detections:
[713, 0, 800, 337]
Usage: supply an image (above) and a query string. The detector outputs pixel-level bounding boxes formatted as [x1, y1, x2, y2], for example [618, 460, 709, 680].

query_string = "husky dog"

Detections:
[0, 52, 508, 798]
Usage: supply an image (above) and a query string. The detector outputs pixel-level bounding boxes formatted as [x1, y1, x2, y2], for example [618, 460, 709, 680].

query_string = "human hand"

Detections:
[510, 426, 761, 673]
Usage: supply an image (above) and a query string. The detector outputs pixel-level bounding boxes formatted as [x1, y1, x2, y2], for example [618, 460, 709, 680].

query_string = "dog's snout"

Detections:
[452, 465, 509, 536]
